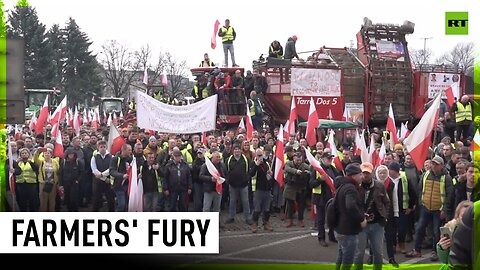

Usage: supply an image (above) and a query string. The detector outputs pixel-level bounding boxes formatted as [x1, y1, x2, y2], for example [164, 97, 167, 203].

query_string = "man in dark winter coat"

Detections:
[200, 151, 227, 212]
[333, 163, 367, 269]
[109, 144, 133, 212]
[163, 149, 192, 211]
[60, 148, 85, 212]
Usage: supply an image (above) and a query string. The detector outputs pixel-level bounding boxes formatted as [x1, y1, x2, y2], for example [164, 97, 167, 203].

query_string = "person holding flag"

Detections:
[109, 144, 133, 212]
[4, 144, 22, 211]
[200, 152, 226, 213]
[309, 152, 341, 246]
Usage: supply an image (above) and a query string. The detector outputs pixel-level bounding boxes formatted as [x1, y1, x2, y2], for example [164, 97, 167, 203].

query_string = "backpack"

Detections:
[326, 184, 345, 230]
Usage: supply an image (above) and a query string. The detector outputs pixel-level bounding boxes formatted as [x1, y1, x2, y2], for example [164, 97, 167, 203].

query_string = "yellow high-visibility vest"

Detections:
[220, 26, 234, 43]
[194, 85, 209, 99]
[17, 161, 37, 184]
[455, 102, 472, 122]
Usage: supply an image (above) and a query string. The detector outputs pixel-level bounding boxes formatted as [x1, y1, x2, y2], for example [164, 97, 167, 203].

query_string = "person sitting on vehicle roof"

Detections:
[268, 40, 283, 59]
[192, 75, 209, 102]
[199, 53, 215, 67]
[214, 72, 231, 90]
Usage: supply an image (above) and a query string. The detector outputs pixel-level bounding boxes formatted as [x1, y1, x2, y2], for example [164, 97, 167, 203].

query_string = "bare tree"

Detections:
[134, 44, 166, 88]
[100, 40, 141, 98]
[164, 52, 189, 99]
[436, 42, 474, 76]
[410, 48, 432, 68]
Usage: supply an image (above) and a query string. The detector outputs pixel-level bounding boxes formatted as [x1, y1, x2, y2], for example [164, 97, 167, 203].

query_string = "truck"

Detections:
[24, 88, 61, 120]
[99, 96, 124, 118]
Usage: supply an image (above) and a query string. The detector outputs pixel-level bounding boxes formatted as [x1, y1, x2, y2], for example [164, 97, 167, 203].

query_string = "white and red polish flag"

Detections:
[305, 97, 319, 147]
[375, 139, 387, 168]
[359, 129, 370, 163]
[73, 107, 80, 136]
[274, 124, 285, 188]
[304, 146, 335, 194]
[288, 98, 298, 135]
[107, 124, 126, 156]
[29, 111, 37, 131]
[211, 20, 221, 49]
[283, 120, 290, 141]
[403, 93, 441, 171]
[8, 141, 15, 196]
[471, 129, 480, 152]
[245, 98, 254, 140]
[50, 96, 68, 138]
[161, 72, 168, 87]
[53, 124, 64, 158]
[445, 82, 459, 107]
[128, 158, 144, 212]
[35, 95, 49, 134]
[205, 155, 225, 194]
[387, 103, 399, 146]
[342, 106, 351, 121]
[328, 129, 344, 172]
[238, 117, 245, 131]
[368, 134, 377, 165]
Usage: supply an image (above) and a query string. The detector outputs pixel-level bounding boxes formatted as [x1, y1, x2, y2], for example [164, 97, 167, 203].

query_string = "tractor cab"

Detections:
[99, 97, 124, 118]
[190, 67, 247, 129]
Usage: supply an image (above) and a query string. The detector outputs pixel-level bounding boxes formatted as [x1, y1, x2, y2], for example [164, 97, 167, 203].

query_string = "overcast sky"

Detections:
[3, 0, 478, 73]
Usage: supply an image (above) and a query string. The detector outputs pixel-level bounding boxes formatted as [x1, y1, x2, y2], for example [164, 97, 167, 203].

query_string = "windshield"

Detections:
[26, 92, 51, 110]
[102, 100, 122, 113]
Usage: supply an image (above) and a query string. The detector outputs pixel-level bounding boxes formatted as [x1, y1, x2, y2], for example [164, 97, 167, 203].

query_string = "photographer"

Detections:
[283, 151, 310, 227]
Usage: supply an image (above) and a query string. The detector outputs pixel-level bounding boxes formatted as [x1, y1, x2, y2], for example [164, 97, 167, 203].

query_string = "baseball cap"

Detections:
[431, 155, 445, 165]
[360, 162, 374, 173]
[321, 152, 333, 159]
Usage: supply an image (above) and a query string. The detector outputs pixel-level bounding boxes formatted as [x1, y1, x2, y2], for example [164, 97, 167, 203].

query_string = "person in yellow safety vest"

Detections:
[451, 95, 473, 142]
[249, 148, 274, 233]
[405, 156, 453, 260]
[384, 161, 418, 264]
[225, 144, 253, 224]
[128, 100, 136, 111]
[16, 148, 40, 212]
[192, 81, 209, 102]
[309, 152, 341, 246]
[199, 53, 215, 67]
[139, 152, 162, 212]
[217, 19, 238, 67]
[248, 91, 264, 131]
[268, 40, 284, 59]
[154, 90, 163, 102]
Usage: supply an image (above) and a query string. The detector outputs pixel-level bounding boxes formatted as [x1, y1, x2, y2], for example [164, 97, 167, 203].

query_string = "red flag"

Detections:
[304, 146, 335, 194]
[387, 104, 399, 145]
[35, 95, 49, 134]
[288, 98, 298, 135]
[328, 129, 344, 172]
[403, 93, 441, 171]
[53, 124, 64, 158]
[107, 124, 126, 155]
[211, 20, 220, 49]
[161, 73, 168, 87]
[202, 132, 208, 147]
[445, 82, 458, 107]
[274, 124, 285, 188]
[305, 97, 319, 147]
[205, 155, 225, 194]
[245, 98, 254, 140]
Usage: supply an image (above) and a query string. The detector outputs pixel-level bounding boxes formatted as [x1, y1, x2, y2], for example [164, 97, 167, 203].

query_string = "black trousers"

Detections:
[285, 189, 306, 220]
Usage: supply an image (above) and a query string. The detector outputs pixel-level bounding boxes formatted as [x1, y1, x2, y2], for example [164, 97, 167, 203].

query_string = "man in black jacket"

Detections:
[200, 151, 226, 213]
[109, 144, 132, 212]
[333, 163, 366, 269]
[192, 149, 206, 212]
[140, 152, 161, 212]
[60, 148, 85, 212]
[310, 152, 341, 246]
[163, 149, 192, 212]
[225, 144, 252, 224]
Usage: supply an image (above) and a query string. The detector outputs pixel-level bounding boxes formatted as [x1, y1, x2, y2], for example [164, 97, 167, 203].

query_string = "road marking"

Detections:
[197, 233, 312, 263]
[220, 230, 307, 239]
[402, 256, 434, 264]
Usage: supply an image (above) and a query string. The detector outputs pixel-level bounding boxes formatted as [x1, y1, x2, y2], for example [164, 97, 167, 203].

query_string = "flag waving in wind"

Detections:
[304, 146, 335, 194]
[274, 124, 285, 188]
[205, 155, 225, 194]
[403, 93, 442, 170]
[128, 158, 144, 212]
[211, 20, 220, 49]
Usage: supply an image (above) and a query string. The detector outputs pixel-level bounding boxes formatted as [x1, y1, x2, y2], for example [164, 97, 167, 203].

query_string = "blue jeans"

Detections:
[223, 43, 236, 67]
[114, 188, 127, 212]
[203, 191, 222, 212]
[228, 185, 251, 220]
[414, 206, 441, 252]
[170, 190, 187, 212]
[143, 192, 158, 212]
[354, 223, 385, 270]
[335, 232, 359, 270]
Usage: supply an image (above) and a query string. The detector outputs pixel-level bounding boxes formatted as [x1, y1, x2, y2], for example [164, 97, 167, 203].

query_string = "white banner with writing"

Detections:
[428, 73, 461, 99]
[291, 68, 341, 97]
[136, 91, 217, 133]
